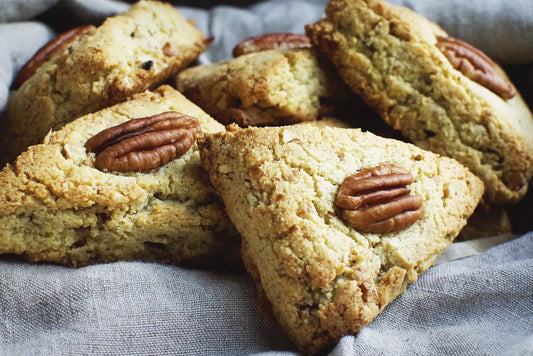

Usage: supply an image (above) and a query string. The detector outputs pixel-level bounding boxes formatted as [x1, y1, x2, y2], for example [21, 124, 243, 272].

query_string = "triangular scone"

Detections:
[0, 85, 240, 268]
[199, 124, 484, 354]
[305, 0, 533, 205]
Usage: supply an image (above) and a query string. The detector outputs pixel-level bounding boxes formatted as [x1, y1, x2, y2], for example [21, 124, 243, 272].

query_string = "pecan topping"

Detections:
[232, 33, 312, 57]
[336, 165, 423, 233]
[11, 25, 96, 90]
[436, 36, 516, 100]
[85, 111, 201, 172]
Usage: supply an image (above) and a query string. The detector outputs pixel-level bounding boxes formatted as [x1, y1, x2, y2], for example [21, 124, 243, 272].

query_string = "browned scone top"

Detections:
[176, 48, 353, 127]
[305, 0, 533, 205]
[0, 85, 240, 269]
[199, 124, 484, 354]
[1, 0, 211, 165]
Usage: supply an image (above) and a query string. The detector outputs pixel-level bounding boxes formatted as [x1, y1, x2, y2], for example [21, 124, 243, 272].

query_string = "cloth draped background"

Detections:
[0, 0, 532, 355]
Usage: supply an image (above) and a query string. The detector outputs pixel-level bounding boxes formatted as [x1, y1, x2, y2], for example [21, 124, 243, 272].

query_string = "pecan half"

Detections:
[85, 111, 201, 172]
[232, 33, 312, 57]
[11, 25, 96, 90]
[436, 36, 516, 100]
[336, 165, 423, 233]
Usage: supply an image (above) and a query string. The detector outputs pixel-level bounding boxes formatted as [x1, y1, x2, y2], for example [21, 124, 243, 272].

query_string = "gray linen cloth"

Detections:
[0, 0, 532, 355]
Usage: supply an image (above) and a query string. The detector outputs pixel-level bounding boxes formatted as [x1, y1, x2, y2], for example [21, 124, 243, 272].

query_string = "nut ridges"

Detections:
[436, 36, 516, 100]
[336, 165, 423, 233]
[85, 111, 201, 172]
[232, 33, 312, 57]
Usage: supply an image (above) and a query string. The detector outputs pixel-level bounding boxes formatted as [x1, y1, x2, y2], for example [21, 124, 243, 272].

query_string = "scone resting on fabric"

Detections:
[0, 85, 240, 268]
[199, 124, 484, 354]
[1, 0, 211, 165]
[176, 48, 352, 127]
[299, 118, 511, 240]
[305, 0, 533, 205]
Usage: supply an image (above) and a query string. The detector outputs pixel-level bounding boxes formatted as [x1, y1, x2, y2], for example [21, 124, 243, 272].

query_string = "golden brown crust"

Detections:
[199, 124, 484, 354]
[305, 0, 533, 205]
[1, 0, 210, 165]
[0, 85, 240, 269]
[176, 48, 352, 127]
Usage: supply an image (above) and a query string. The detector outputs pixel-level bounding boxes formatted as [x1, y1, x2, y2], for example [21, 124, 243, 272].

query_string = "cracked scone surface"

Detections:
[1, 0, 210, 164]
[199, 124, 484, 354]
[305, 0, 533, 205]
[0, 85, 240, 268]
[176, 48, 351, 126]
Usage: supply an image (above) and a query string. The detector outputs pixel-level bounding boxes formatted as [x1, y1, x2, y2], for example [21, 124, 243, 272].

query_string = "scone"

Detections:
[0, 85, 240, 268]
[1, 0, 211, 164]
[305, 0, 533, 205]
[199, 124, 484, 354]
[309, 118, 511, 240]
[176, 48, 352, 127]
[457, 203, 512, 240]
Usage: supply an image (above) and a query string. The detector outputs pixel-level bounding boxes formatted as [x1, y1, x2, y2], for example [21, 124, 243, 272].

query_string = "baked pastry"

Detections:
[309, 118, 509, 241]
[457, 202, 512, 240]
[0, 85, 240, 268]
[199, 124, 484, 354]
[305, 0, 533, 205]
[176, 48, 352, 127]
[1, 0, 211, 164]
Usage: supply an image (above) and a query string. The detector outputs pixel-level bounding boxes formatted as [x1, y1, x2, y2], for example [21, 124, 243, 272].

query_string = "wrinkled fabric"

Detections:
[0, 234, 530, 355]
[0, 0, 58, 22]
[0, 1, 532, 355]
